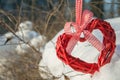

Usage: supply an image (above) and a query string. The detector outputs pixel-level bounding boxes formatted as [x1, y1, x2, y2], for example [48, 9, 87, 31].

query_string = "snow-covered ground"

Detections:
[39, 17, 120, 80]
[0, 21, 46, 79]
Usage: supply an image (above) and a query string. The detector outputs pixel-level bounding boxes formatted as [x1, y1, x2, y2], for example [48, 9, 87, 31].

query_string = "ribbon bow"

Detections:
[64, 0, 104, 54]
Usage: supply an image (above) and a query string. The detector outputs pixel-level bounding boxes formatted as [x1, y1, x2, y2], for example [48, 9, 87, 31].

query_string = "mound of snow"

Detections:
[39, 17, 120, 80]
[0, 21, 46, 79]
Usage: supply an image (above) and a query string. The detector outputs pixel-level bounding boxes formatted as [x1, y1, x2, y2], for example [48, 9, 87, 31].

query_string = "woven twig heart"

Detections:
[56, 19, 116, 74]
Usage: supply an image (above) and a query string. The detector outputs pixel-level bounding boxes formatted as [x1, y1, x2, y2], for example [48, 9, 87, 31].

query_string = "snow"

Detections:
[40, 41, 64, 77]
[18, 21, 33, 31]
[39, 17, 120, 80]
[0, 20, 46, 57]
[30, 35, 46, 52]
[0, 21, 46, 79]
[92, 61, 120, 80]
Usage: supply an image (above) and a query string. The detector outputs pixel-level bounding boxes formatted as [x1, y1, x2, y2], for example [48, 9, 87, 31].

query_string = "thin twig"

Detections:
[17, 0, 23, 31]
[66, 0, 73, 21]
[44, 0, 64, 35]
[90, 4, 105, 17]
[0, 20, 41, 64]
[90, 1, 120, 4]
[0, 10, 17, 29]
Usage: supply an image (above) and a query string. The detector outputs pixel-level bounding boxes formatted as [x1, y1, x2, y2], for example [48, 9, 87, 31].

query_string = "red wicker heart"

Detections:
[56, 19, 116, 74]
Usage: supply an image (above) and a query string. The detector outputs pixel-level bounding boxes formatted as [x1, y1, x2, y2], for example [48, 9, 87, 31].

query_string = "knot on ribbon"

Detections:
[64, 10, 93, 41]
[64, 0, 104, 54]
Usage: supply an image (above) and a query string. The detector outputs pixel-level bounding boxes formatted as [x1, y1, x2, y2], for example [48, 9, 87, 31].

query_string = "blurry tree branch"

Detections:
[44, 0, 64, 35]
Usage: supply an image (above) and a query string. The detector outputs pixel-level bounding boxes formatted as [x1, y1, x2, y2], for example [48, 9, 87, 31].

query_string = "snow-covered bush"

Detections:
[0, 21, 46, 80]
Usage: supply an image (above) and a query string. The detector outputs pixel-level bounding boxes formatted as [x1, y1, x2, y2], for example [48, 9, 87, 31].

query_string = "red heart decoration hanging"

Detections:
[56, 0, 116, 74]
[56, 19, 116, 74]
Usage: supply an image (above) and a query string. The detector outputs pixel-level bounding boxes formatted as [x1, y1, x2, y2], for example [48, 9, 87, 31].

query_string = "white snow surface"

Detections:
[39, 17, 120, 80]
[0, 21, 46, 79]
[0, 21, 46, 55]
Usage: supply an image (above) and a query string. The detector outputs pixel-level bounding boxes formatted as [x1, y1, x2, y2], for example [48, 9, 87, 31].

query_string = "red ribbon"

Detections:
[64, 0, 104, 54]
[56, 0, 116, 74]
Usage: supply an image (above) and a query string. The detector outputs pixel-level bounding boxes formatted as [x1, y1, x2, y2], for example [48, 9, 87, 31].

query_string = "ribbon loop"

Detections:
[64, 0, 105, 54]
[81, 10, 93, 26]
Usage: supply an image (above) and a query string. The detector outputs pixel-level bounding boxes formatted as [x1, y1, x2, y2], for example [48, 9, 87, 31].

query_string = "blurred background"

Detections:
[0, 0, 120, 40]
[0, 0, 120, 80]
